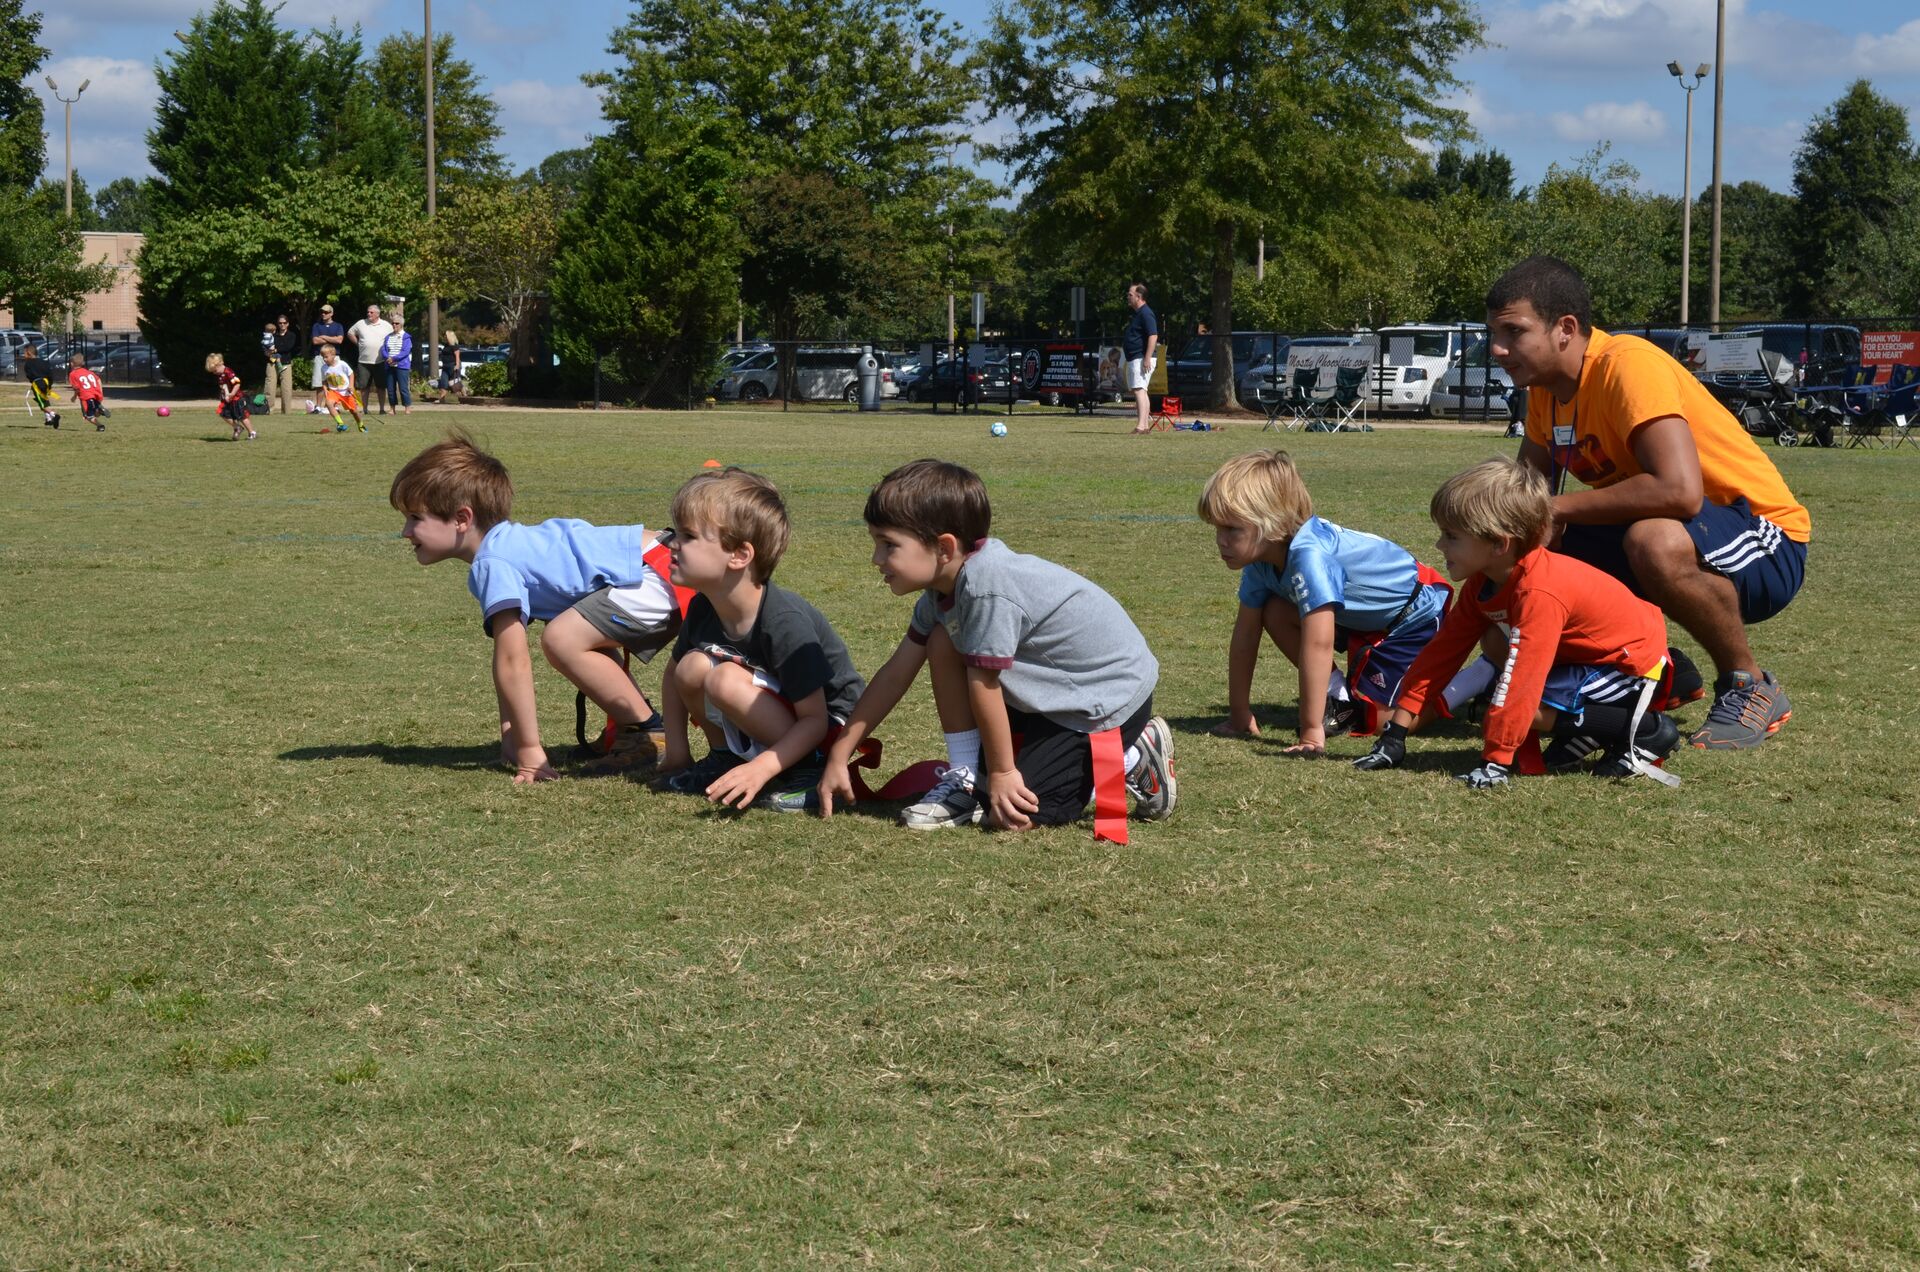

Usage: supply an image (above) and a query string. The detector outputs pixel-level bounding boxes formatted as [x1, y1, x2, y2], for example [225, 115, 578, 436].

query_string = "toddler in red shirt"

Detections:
[206, 352, 256, 441]
[1354, 458, 1682, 787]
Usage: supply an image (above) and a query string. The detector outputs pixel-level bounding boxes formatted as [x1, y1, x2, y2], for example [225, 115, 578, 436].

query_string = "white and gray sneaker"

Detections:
[1126, 716, 1176, 821]
[899, 765, 983, 830]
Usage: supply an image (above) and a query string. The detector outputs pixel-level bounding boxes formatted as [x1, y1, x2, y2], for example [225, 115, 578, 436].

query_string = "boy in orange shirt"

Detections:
[1354, 458, 1680, 787]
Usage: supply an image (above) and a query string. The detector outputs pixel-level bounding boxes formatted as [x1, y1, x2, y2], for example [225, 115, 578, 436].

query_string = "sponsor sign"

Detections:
[1862, 331, 1920, 382]
[1693, 331, 1765, 376]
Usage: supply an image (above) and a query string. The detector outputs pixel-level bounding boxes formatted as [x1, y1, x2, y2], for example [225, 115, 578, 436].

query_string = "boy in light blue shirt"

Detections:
[391, 433, 683, 781]
[1198, 450, 1453, 753]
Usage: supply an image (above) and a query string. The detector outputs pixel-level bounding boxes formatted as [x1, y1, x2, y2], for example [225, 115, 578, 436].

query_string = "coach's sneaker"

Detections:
[662, 749, 746, 794]
[1594, 711, 1682, 779]
[1542, 730, 1605, 773]
[1126, 716, 1176, 821]
[1689, 670, 1791, 750]
[899, 765, 983, 829]
[577, 719, 666, 776]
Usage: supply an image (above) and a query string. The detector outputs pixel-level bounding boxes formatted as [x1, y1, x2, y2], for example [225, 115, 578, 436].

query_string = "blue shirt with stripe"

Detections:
[1237, 516, 1442, 634]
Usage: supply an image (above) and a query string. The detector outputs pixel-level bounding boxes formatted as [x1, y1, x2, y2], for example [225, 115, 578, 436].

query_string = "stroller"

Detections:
[27, 375, 59, 428]
[1718, 349, 1812, 446]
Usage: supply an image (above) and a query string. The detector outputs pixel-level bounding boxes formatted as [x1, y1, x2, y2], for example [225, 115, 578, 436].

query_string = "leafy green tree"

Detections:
[31, 174, 103, 229]
[548, 108, 741, 403]
[150, 2, 409, 224]
[0, 187, 114, 323]
[137, 171, 417, 387]
[1786, 80, 1916, 315]
[1855, 164, 1920, 316]
[408, 183, 557, 369]
[0, 0, 47, 189]
[1507, 147, 1677, 325]
[1703, 181, 1794, 321]
[94, 177, 158, 234]
[369, 33, 504, 189]
[983, 0, 1484, 407]
[1406, 145, 1516, 203]
[737, 169, 902, 387]
[598, 0, 987, 336]
[524, 147, 594, 214]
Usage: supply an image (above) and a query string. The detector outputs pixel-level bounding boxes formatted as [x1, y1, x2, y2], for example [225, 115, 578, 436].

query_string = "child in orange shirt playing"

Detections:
[1353, 458, 1682, 787]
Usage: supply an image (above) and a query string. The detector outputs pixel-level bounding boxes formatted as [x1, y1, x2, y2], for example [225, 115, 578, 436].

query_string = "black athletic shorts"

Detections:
[999, 696, 1154, 826]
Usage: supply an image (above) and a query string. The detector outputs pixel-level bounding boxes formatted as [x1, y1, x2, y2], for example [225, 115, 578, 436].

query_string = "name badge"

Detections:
[1552, 425, 1576, 447]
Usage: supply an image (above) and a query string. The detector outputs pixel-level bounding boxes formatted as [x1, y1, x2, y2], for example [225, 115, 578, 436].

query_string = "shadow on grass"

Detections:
[279, 742, 501, 770]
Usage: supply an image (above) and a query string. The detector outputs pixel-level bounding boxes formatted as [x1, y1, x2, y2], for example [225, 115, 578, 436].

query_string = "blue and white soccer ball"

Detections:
[990, 421, 1008, 438]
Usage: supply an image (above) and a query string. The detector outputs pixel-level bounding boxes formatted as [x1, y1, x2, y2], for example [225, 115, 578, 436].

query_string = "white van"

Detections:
[1371, 323, 1484, 413]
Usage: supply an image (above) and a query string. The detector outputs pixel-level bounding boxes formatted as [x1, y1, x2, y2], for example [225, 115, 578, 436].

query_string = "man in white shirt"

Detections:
[347, 303, 396, 414]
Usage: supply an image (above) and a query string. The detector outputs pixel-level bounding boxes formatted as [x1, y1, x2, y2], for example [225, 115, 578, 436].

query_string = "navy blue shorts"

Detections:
[1537, 663, 1661, 716]
[1561, 498, 1807, 625]
[1344, 583, 1451, 709]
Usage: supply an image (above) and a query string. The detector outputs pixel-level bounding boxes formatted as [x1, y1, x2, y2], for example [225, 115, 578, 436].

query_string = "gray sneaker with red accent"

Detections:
[1688, 670, 1792, 749]
[1126, 716, 1176, 821]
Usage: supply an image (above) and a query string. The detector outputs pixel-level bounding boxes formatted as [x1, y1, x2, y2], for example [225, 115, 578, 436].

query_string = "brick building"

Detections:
[0, 231, 145, 332]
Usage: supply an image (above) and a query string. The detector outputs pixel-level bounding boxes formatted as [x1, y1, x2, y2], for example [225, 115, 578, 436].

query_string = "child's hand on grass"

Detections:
[815, 762, 855, 818]
[705, 756, 773, 809]
[985, 769, 1039, 831]
[1281, 725, 1327, 757]
[512, 747, 558, 784]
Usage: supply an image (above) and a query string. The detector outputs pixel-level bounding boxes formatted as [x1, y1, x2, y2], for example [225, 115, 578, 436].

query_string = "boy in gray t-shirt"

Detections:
[817, 460, 1174, 831]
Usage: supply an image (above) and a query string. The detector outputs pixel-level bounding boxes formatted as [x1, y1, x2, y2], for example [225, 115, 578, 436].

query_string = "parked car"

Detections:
[1169, 331, 1289, 397]
[719, 347, 780, 400]
[1428, 333, 1514, 417]
[1370, 323, 1483, 413]
[905, 356, 1012, 405]
[1734, 323, 1861, 387]
[2, 328, 49, 378]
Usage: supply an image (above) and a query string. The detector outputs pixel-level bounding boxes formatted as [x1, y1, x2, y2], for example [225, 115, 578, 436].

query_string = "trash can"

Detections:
[857, 346, 881, 412]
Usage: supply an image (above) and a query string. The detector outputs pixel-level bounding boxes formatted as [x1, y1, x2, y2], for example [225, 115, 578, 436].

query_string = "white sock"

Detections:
[1442, 657, 1498, 712]
[943, 729, 981, 776]
[1327, 666, 1350, 701]
[1123, 744, 1141, 772]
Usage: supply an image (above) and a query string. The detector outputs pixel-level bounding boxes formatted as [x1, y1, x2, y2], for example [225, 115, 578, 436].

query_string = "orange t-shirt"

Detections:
[1524, 329, 1810, 542]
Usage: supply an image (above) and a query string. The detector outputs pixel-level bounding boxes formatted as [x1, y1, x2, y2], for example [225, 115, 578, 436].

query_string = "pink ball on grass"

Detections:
[156, 406, 171, 417]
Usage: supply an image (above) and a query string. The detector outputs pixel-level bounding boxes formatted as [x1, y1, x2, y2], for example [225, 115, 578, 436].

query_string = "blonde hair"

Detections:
[204, 352, 225, 372]
[389, 430, 514, 526]
[1430, 458, 1552, 548]
[1196, 449, 1314, 543]
[670, 467, 790, 583]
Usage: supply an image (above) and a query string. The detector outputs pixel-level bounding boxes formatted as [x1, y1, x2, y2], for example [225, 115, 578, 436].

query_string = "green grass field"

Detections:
[4, 402, 1918, 1267]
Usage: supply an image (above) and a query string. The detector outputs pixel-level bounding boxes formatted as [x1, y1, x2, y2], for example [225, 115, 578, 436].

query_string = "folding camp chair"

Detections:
[1147, 394, 1182, 431]
[1277, 367, 1323, 430]
[1881, 364, 1918, 449]
[1311, 366, 1371, 432]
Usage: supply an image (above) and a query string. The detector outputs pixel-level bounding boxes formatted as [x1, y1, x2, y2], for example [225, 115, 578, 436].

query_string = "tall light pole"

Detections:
[424, 1, 439, 385]
[1709, 0, 1726, 324]
[47, 76, 89, 339]
[1668, 61, 1709, 326]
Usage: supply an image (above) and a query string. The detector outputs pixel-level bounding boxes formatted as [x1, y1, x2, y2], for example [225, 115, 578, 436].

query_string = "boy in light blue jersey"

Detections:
[391, 433, 682, 782]
[1198, 450, 1454, 754]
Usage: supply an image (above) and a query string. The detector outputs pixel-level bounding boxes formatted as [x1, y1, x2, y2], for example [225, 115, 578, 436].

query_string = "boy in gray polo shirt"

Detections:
[816, 459, 1174, 831]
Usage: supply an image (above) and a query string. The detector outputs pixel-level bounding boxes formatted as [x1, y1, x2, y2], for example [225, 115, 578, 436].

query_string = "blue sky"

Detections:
[31, 0, 1920, 201]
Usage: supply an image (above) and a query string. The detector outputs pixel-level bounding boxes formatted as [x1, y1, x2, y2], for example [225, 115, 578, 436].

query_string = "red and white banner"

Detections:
[1862, 331, 1920, 382]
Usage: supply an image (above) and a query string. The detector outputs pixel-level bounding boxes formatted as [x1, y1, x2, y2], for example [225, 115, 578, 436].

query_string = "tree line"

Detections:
[4, 0, 1919, 408]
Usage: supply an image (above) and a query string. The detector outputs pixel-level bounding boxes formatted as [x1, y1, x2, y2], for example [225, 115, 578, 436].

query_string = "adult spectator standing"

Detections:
[1123, 282, 1159, 435]
[348, 303, 394, 415]
[433, 327, 463, 403]
[382, 311, 414, 415]
[267, 313, 299, 413]
[1488, 255, 1810, 750]
[310, 304, 345, 404]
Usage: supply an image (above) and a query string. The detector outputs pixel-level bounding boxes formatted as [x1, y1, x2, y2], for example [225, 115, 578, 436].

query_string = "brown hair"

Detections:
[389, 430, 514, 526]
[1430, 457, 1552, 548]
[864, 459, 990, 547]
[1196, 449, 1314, 544]
[670, 467, 790, 583]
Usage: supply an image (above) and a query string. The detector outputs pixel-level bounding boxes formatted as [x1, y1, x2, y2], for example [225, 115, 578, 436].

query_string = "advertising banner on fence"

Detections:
[1691, 331, 1765, 376]
[1862, 331, 1920, 382]
[1288, 340, 1378, 382]
[1014, 341, 1128, 401]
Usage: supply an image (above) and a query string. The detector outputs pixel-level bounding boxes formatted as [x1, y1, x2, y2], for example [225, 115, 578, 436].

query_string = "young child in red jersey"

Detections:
[1353, 457, 1682, 787]
[67, 353, 109, 431]
[206, 352, 257, 441]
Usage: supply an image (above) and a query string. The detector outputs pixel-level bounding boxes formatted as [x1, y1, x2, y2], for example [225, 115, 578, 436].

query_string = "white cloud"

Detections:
[1445, 85, 1528, 138]
[1853, 19, 1920, 74]
[1479, 0, 1850, 80]
[493, 79, 605, 164]
[1549, 99, 1666, 144]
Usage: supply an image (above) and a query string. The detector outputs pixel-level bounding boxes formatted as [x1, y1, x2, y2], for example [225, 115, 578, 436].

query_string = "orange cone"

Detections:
[702, 459, 722, 468]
